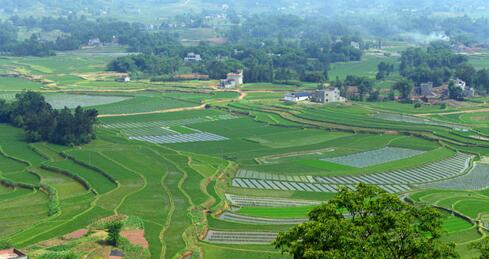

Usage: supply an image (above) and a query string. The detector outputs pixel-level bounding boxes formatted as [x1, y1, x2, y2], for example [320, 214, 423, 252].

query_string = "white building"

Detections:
[312, 88, 345, 103]
[87, 38, 102, 46]
[226, 70, 244, 85]
[284, 92, 311, 102]
[0, 248, 27, 259]
[219, 70, 244, 89]
[184, 52, 202, 62]
[219, 79, 237, 89]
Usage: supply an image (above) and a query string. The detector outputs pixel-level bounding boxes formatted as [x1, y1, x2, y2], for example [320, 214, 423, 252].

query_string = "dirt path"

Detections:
[415, 108, 489, 117]
[97, 104, 206, 118]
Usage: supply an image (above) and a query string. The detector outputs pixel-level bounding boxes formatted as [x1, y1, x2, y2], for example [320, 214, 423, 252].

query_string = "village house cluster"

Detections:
[283, 87, 346, 104]
[415, 78, 475, 103]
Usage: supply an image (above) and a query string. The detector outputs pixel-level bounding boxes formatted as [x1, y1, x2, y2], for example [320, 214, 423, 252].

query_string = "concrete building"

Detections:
[351, 41, 361, 49]
[116, 76, 130, 82]
[455, 79, 467, 90]
[87, 38, 102, 46]
[184, 52, 202, 62]
[311, 88, 346, 103]
[219, 79, 237, 89]
[226, 70, 244, 85]
[454, 78, 476, 98]
[283, 92, 311, 102]
[419, 82, 434, 97]
[0, 248, 27, 259]
[219, 70, 244, 89]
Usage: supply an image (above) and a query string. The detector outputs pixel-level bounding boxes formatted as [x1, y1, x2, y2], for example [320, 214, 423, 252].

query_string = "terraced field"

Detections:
[45, 93, 132, 109]
[232, 153, 473, 193]
[420, 164, 489, 190]
[1, 50, 489, 258]
[321, 147, 425, 168]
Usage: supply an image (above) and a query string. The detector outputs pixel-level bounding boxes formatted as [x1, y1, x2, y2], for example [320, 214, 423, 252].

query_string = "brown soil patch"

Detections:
[121, 230, 148, 248]
[64, 229, 88, 240]
[384, 130, 399, 135]
[38, 239, 64, 247]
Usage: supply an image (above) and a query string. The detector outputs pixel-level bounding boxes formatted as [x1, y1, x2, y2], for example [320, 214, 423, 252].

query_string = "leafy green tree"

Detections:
[392, 79, 414, 100]
[472, 238, 489, 259]
[106, 221, 123, 247]
[0, 91, 97, 145]
[455, 63, 477, 86]
[448, 80, 464, 101]
[274, 184, 457, 259]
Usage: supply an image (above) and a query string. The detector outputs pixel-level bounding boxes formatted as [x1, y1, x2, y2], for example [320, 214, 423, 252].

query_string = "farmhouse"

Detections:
[455, 78, 467, 90]
[184, 52, 202, 62]
[311, 88, 346, 103]
[0, 248, 27, 259]
[219, 70, 244, 89]
[351, 41, 361, 49]
[283, 92, 311, 102]
[454, 78, 476, 98]
[87, 38, 102, 46]
[116, 76, 131, 82]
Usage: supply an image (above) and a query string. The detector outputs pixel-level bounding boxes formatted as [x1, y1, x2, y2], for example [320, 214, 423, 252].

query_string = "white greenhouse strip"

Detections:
[232, 153, 473, 194]
[321, 147, 425, 168]
[419, 164, 489, 190]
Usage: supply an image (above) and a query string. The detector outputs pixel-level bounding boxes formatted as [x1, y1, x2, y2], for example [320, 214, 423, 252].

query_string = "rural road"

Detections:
[97, 104, 206, 118]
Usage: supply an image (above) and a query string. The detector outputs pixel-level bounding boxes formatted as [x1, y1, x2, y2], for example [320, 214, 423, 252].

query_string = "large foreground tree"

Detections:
[274, 184, 458, 259]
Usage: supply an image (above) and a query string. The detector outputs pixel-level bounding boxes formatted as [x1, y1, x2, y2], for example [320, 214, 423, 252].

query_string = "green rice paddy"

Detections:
[0, 47, 488, 258]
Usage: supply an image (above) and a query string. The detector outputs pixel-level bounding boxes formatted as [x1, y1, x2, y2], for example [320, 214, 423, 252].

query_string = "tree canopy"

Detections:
[274, 184, 457, 259]
[0, 91, 98, 145]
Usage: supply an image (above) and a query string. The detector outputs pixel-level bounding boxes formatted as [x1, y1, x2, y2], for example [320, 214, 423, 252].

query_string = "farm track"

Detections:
[97, 104, 207, 118]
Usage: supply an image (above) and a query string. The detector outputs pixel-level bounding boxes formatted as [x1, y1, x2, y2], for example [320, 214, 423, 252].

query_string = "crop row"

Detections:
[321, 147, 425, 168]
[219, 211, 306, 225]
[122, 127, 179, 136]
[374, 112, 471, 131]
[236, 170, 316, 183]
[232, 178, 410, 193]
[205, 230, 277, 244]
[128, 132, 228, 144]
[315, 153, 473, 185]
[419, 164, 489, 190]
[225, 194, 321, 207]
[100, 114, 238, 129]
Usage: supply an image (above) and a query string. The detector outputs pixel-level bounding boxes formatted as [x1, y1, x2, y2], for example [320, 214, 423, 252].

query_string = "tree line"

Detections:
[0, 92, 98, 145]
[0, 15, 181, 56]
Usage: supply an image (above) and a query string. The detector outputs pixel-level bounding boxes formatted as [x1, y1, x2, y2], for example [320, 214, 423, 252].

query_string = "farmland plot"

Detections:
[374, 112, 470, 130]
[205, 230, 277, 244]
[45, 93, 132, 109]
[233, 153, 473, 194]
[101, 114, 237, 144]
[225, 194, 322, 207]
[128, 132, 228, 144]
[419, 164, 489, 190]
[321, 147, 425, 168]
[219, 211, 307, 225]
